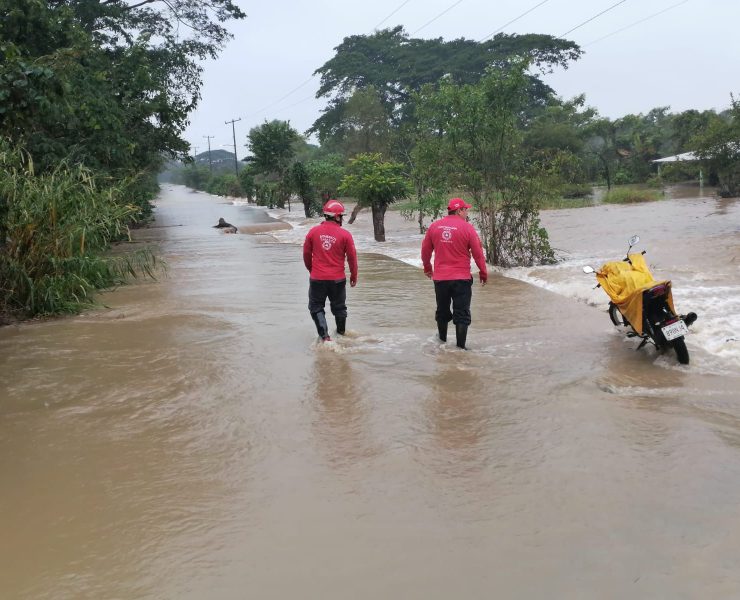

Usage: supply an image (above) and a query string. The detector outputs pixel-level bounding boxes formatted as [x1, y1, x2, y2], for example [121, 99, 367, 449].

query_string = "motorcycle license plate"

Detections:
[662, 320, 689, 341]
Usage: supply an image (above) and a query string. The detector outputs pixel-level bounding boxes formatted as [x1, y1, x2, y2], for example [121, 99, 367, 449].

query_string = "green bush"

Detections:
[613, 169, 632, 185]
[560, 183, 592, 198]
[603, 187, 662, 204]
[0, 148, 156, 316]
[645, 174, 664, 188]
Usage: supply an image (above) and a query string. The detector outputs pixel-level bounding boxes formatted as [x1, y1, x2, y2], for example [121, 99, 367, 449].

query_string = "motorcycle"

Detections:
[583, 235, 697, 364]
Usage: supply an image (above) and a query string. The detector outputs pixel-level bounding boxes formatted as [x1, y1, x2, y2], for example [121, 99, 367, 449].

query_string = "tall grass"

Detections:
[0, 145, 157, 316]
[602, 187, 663, 204]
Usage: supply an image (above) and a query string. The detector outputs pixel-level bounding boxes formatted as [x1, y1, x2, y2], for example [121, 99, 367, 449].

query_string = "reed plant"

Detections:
[0, 145, 157, 317]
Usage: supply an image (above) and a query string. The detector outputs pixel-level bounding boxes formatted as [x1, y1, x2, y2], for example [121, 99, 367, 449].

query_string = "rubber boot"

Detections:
[455, 323, 468, 349]
[311, 311, 331, 341]
[437, 320, 448, 342]
[336, 316, 346, 335]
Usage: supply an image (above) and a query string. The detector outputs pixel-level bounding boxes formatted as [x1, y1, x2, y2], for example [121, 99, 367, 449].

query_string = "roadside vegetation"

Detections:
[0, 0, 244, 318]
[602, 188, 664, 204]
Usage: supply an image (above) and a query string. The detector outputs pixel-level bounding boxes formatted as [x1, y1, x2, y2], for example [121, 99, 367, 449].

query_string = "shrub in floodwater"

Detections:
[0, 147, 157, 316]
[603, 187, 663, 204]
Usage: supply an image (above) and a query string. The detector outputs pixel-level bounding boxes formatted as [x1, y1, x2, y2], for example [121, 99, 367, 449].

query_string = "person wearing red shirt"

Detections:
[421, 198, 488, 349]
[303, 200, 358, 342]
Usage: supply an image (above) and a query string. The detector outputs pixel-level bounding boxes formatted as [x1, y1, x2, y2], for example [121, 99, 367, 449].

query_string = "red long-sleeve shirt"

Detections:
[303, 221, 358, 281]
[421, 215, 488, 281]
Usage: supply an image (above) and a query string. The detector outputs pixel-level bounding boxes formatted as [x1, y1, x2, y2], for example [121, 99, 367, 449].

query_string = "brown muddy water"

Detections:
[1, 185, 739, 599]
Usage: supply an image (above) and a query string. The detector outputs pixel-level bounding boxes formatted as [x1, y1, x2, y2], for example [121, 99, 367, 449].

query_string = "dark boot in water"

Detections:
[455, 323, 468, 349]
[311, 311, 331, 341]
[437, 321, 448, 342]
[336, 316, 346, 335]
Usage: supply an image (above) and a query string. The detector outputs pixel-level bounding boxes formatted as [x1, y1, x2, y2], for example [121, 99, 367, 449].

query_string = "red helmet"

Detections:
[322, 199, 346, 217]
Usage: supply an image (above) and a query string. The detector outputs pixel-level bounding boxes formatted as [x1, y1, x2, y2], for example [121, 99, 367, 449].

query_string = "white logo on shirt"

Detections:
[440, 226, 456, 242]
[320, 234, 336, 250]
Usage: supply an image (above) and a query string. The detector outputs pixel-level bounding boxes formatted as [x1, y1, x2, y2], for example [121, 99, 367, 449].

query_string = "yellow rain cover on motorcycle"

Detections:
[595, 253, 675, 335]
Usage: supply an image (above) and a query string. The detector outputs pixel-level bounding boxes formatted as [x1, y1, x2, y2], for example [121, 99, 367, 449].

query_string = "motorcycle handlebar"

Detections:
[623, 249, 647, 262]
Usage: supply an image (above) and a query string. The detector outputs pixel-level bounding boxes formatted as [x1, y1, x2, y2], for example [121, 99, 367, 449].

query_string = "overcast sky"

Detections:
[184, 0, 739, 158]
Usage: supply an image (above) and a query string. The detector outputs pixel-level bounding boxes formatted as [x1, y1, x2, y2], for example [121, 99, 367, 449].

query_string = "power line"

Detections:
[560, 0, 627, 37]
[478, 0, 551, 42]
[246, 2, 422, 120]
[246, 74, 317, 119]
[583, 0, 690, 46]
[375, 0, 413, 29]
[274, 93, 318, 117]
[412, 0, 466, 35]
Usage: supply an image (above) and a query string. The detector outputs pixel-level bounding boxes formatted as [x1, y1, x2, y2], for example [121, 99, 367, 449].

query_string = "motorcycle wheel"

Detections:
[609, 303, 624, 327]
[672, 337, 690, 365]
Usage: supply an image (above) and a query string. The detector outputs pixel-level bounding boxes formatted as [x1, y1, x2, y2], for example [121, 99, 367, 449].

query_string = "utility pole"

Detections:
[192, 146, 198, 163]
[203, 135, 215, 173]
[225, 117, 242, 178]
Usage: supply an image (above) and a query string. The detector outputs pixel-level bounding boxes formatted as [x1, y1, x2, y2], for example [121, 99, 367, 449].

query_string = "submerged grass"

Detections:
[602, 187, 663, 204]
[0, 145, 158, 317]
[538, 196, 595, 210]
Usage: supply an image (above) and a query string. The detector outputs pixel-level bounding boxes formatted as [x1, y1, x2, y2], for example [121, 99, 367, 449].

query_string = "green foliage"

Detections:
[247, 120, 300, 176]
[602, 187, 663, 204]
[289, 161, 320, 217]
[339, 153, 411, 241]
[205, 174, 243, 198]
[0, 144, 156, 316]
[313, 86, 393, 155]
[310, 26, 582, 143]
[613, 169, 631, 185]
[339, 153, 411, 206]
[247, 120, 301, 208]
[560, 183, 593, 198]
[412, 60, 557, 266]
[691, 95, 740, 197]
[398, 188, 446, 233]
[238, 166, 256, 201]
[306, 154, 345, 201]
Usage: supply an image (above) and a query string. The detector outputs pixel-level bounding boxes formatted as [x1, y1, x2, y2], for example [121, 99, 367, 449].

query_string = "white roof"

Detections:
[652, 152, 700, 163]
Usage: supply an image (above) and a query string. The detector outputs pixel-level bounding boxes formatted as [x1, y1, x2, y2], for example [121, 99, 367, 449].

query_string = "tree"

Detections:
[692, 96, 740, 197]
[306, 155, 345, 203]
[413, 60, 555, 266]
[338, 153, 411, 242]
[310, 27, 582, 141]
[0, 0, 245, 174]
[289, 161, 317, 217]
[584, 118, 618, 190]
[246, 120, 300, 208]
[316, 86, 392, 156]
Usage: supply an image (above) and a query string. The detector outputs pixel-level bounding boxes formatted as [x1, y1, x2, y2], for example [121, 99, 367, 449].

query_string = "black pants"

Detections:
[308, 279, 347, 318]
[434, 279, 473, 326]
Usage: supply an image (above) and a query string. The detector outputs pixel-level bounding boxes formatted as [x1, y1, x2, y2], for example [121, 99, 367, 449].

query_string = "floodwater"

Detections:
[1, 185, 739, 599]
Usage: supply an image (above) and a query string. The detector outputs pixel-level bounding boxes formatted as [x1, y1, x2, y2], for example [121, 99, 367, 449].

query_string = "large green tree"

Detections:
[310, 26, 582, 141]
[413, 60, 555, 267]
[0, 0, 245, 179]
[246, 120, 300, 208]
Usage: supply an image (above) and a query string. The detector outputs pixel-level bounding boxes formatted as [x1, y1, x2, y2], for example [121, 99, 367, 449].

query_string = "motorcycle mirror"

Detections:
[582, 266, 595, 274]
[629, 234, 640, 247]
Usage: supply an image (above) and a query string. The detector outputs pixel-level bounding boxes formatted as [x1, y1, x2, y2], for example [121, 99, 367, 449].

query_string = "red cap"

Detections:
[447, 198, 472, 211]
